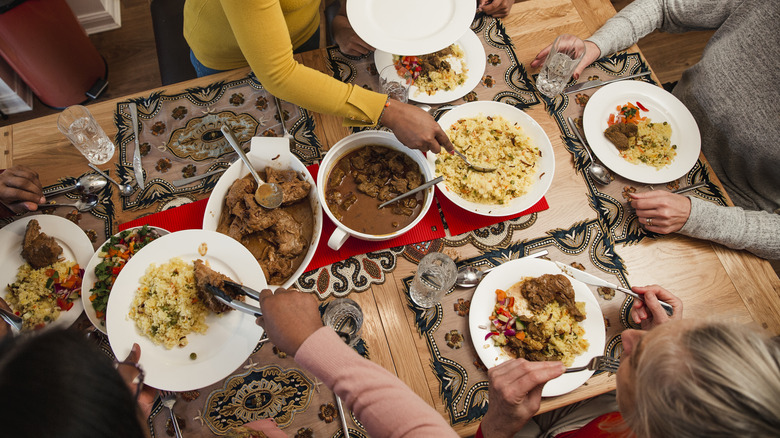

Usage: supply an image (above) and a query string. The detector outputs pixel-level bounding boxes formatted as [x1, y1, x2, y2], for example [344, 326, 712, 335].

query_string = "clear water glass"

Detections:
[323, 298, 364, 347]
[379, 65, 410, 103]
[57, 105, 115, 165]
[410, 252, 457, 308]
[536, 34, 586, 98]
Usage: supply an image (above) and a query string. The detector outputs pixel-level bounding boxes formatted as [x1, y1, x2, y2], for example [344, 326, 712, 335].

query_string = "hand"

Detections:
[120, 343, 158, 418]
[530, 40, 601, 81]
[629, 191, 692, 234]
[379, 101, 454, 154]
[255, 287, 323, 356]
[480, 359, 565, 438]
[332, 15, 375, 56]
[629, 285, 683, 329]
[0, 166, 45, 214]
[477, 0, 513, 18]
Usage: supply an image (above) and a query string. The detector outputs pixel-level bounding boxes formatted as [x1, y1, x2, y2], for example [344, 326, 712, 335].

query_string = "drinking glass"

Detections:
[536, 34, 586, 98]
[57, 105, 115, 165]
[409, 252, 457, 308]
[379, 65, 410, 103]
[323, 298, 364, 347]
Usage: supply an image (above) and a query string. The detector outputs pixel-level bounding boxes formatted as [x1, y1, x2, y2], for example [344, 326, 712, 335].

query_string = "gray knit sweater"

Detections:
[587, 0, 780, 259]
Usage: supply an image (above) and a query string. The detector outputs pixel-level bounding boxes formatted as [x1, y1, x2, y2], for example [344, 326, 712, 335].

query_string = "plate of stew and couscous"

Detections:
[469, 257, 606, 397]
[106, 229, 266, 391]
[583, 80, 701, 184]
[0, 215, 93, 332]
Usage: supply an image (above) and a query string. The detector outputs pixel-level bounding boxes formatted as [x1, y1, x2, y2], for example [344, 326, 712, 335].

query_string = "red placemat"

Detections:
[119, 166, 446, 273]
[435, 187, 549, 236]
[118, 198, 208, 232]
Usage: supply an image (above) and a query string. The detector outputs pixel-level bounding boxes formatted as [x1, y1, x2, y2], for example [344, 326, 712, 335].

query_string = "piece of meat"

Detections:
[266, 168, 311, 205]
[193, 259, 243, 314]
[604, 122, 638, 151]
[268, 209, 306, 256]
[21, 219, 63, 268]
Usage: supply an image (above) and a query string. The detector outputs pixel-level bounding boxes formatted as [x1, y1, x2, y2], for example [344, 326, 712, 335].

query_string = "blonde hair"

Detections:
[623, 321, 780, 438]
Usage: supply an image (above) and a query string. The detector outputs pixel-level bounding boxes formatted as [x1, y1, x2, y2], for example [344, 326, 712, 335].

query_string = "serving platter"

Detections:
[427, 101, 555, 217]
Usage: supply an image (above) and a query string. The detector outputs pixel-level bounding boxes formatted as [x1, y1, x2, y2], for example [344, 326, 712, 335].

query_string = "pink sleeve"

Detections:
[295, 327, 458, 438]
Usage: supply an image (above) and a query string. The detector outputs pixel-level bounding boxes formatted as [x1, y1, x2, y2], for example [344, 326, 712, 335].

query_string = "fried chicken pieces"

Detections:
[21, 219, 63, 268]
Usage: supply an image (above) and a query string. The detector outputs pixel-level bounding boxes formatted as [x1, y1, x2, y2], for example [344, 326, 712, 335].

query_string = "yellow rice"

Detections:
[436, 114, 540, 204]
[6, 260, 78, 330]
[128, 257, 208, 349]
[621, 119, 676, 169]
[412, 44, 468, 96]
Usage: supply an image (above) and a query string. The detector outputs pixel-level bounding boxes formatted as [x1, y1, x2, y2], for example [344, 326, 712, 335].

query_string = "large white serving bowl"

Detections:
[202, 137, 322, 288]
[317, 130, 435, 250]
[428, 101, 555, 217]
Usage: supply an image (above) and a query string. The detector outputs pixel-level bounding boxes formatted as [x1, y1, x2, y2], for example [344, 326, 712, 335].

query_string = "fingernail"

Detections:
[573, 73, 579, 80]
[39, 196, 46, 203]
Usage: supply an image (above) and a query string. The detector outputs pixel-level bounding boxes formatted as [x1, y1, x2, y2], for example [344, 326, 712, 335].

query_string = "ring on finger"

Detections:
[646, 217, 653, 226]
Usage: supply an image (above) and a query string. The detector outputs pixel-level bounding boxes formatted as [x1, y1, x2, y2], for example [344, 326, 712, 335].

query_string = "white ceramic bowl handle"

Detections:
[327, 227, 350, 250]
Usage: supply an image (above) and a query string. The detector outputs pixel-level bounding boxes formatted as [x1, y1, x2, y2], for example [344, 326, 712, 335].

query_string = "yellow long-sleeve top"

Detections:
[184, 0, 387, 126]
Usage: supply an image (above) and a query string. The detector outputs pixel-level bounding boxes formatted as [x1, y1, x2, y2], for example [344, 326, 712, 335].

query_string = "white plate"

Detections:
[427, 101, 555, 217]
[202, 137, 322, 288]
[469, 258, 606, 397]
[582, 81, 701, 184]
[106, 230, 267, 391]
[0, 215, 93, 331]
[82, 226, 170, 334]
[374, 30, 486, 104]
[347, 0, 475, 56]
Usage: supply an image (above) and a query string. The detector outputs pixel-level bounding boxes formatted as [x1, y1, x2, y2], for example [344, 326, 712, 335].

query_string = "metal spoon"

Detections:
[453, 150, 497, 172]
[456, 249, 549, 287]
[43, 173, 107, 197]
[273, 96, 295, 144]
[87, 163, 134, 196]
[0, 307, 23, 334]
[38, 194, 98, 212]
[567, 117, 612, 185]
[220, 125, 283, 209]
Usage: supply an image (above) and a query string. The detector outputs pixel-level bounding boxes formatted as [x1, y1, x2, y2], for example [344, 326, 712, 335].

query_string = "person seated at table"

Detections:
[476, 285, 780, 438]
[184, 0, 457, 154]
[0, 165, 45, 216]
[256, 287, 459, 437]
[530, 0, 780, 260]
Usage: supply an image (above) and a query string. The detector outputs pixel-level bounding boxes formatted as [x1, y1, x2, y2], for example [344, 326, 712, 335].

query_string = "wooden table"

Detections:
[2, 1, 779, 436]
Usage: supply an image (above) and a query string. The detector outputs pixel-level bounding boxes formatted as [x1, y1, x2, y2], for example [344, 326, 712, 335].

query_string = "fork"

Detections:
[159, 390, 183, 438]
[565, 355, 620, 373]
[274, 96, 295, 144]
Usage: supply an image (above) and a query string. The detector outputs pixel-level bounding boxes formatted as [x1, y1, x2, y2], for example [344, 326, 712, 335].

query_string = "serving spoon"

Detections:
[567, 117, 612, 185]
[87, 163, 134, 196]
[453, 150, 497, 172]
[220, 125, 283, 209]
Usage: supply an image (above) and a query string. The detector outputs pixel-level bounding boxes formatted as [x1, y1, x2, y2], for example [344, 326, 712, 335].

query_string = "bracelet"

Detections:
[377, 97, 391, 125]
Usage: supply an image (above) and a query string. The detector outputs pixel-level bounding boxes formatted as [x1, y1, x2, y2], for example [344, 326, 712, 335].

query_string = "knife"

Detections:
[564, 71, 652, 94]
[129, 102, 145, 190]
[553, 261, 673, 315]
[171, 168, 228, 187]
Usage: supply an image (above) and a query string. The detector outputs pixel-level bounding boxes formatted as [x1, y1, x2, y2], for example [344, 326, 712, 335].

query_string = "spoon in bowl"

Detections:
[87, 163, 134, 196]
[220, 125, 283, 209]
[567, 117, 612, 185]
[456, 249, 549, 287]
[453, 150, 497, 172]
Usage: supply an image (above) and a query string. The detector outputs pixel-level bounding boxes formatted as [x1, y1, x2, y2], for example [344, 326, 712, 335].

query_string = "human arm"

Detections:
[0, 166, 45, 215]
[479, 359, 565, 438]
[256, 288, 457, 437]
[477, 0, 513, 18]
[629, 285, 683, 329]
[117, 343, 159, 418]
[331, 0, 374, 56]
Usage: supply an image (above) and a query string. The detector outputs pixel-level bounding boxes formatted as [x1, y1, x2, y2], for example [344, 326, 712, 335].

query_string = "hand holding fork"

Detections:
[565, 355, 620, 373]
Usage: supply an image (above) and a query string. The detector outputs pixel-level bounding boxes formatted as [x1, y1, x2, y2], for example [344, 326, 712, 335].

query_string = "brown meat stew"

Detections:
[217, 168, 314, 285]
[325, 145, 425, 235]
